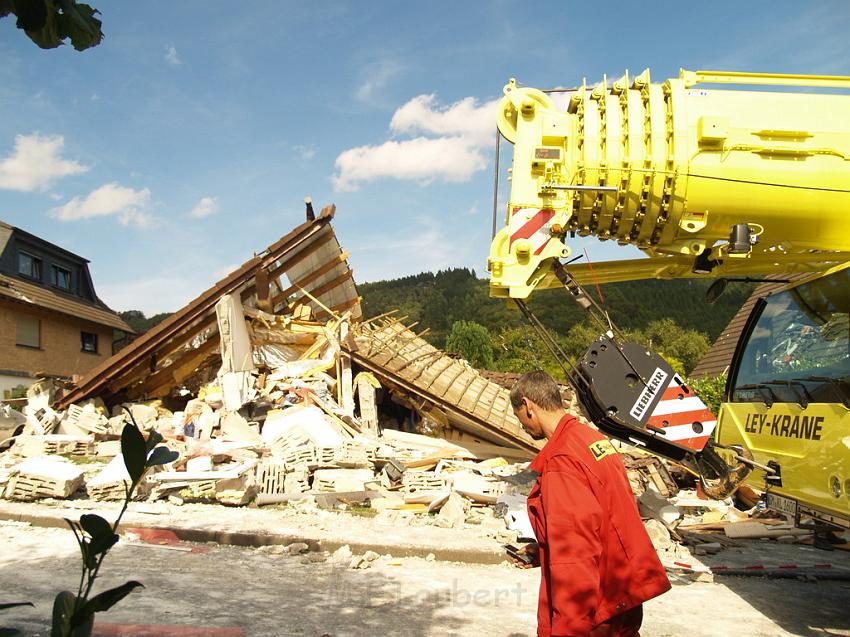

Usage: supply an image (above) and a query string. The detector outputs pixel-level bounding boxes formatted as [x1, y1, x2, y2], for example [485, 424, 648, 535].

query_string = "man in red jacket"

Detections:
[510, 370, 671, 637]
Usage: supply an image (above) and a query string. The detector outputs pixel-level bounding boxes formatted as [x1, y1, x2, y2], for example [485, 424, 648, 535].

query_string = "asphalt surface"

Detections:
[2, 521, 850, 637]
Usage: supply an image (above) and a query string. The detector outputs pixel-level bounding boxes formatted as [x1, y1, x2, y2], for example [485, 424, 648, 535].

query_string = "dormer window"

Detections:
[51, 265, 72, 291]
[18, 251, 41, 280]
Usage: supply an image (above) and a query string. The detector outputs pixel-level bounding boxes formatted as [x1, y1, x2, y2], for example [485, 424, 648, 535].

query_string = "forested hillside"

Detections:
[359, 268, 753, 376]
[359, 268, 751, 345]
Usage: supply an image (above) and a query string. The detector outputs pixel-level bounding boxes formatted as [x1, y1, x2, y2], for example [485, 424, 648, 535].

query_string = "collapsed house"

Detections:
[0, 206, 804, 553]
[0, 206, 541, 515]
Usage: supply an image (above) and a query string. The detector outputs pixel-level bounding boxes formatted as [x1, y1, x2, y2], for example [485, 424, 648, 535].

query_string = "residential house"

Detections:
[0, 221, 132, 397]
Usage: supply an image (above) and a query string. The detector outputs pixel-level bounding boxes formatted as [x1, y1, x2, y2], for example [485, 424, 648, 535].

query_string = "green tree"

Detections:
[119, 310, 172, 333]
[445, 321, 493, 369]
[688, 373, 728, 415]
[491, 326, 571, 380]
[637, 318, 710, 374]
[0, 0, 103, 50]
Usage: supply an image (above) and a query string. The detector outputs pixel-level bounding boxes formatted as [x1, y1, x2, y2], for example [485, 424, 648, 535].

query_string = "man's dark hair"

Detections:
[510, 370, 563, 411]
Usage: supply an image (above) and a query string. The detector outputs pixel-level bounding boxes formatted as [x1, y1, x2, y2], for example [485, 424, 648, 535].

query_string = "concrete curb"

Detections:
[0, 508, 509, 565]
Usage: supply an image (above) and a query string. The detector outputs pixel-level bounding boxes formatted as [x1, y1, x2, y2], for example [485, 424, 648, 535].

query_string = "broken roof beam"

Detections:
[344, 329, 539, 455]
[58, 205, 343, 408]
[313, 297, 362, 323]
[271, 252, 350, 308]
[125, 334, 220, 400]
[284, 270, 354, 314]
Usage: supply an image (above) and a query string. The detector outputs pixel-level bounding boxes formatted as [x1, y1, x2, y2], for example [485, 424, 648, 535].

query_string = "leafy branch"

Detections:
[49, 412, 178, 637]
[0, 0, 103, 51]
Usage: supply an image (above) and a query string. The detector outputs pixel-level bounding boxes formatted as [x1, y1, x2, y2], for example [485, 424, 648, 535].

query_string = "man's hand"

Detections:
[506, 542, 540, 569]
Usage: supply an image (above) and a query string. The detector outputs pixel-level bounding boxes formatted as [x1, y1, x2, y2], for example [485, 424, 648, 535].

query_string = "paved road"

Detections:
[1, 523, 849, 636]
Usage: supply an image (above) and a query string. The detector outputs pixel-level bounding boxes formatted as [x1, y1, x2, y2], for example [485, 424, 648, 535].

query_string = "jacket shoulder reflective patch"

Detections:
[588, 439, 617, 461]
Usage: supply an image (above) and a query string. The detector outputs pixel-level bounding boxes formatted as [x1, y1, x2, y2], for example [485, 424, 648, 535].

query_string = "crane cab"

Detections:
[717, 264, 850, 531]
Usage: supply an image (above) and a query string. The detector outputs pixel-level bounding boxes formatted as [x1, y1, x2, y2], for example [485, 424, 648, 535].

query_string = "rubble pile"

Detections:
[0, 308, 535, 523]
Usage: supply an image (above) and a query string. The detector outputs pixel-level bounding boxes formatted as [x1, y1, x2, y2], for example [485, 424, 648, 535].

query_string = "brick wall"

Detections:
[0, 300, 112, 379]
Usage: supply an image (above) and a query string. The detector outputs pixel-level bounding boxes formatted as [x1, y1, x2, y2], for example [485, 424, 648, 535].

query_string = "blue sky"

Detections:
[1, 1, 848, 315]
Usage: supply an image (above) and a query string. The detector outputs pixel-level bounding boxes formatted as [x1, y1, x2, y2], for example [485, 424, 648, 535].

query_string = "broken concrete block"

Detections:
[283, 469, 310, 494]
[643, 519, 674, 551]
[107, 414, 128, 434]
[402, 470, 449, 494]
[312, 468, 373, 493]
[22, 405, 60, 435]
[291, 495, 318, 512]
[64, 404, 108, 435]
[127, 404, 159, 429]
[5, 456, 85, 501]
[269, 426, 312, 459]
[281, 443, 318, 470]
[370, 495, 405, 512]
[638, 489, 681, 525]
[219, 411, 261, 443]
[332, 441, 371, 469]
[186, 456, 214, 473]
[87, 453, 156, 501]
[332, 545, 353, 563]
[96, 439, 122, 458]
[495, 529, 519, 544]
[287, 542, 310, 554]
[262, 406, 343, 447]
[216, 483, 258, 506]
[449, 469, 508, 504]
[254, 458, 288, 495]
[435, 492, 469, 529]
[87, 454, 132, 501]
[221, 371, 256, 413]
[13, 435, 93, 458]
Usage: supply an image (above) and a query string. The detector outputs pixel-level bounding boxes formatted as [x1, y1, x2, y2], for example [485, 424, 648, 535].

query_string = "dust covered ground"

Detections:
[2, 521, 849, 637]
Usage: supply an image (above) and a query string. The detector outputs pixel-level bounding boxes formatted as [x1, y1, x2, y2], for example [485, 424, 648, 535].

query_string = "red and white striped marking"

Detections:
[665, 561, 834, 573]
[509, 207, 556, 255]
[645, 377, 716, 452]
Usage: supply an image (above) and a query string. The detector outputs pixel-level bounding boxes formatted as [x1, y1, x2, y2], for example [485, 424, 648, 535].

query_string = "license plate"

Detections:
[767, 493, 798, 517]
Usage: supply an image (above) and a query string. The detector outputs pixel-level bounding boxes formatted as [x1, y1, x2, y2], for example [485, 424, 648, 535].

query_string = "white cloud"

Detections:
[165, 44, 182, 66]
[332, 94, 499, 191]
[333, 136, 488, 192]
[390, 94, 498, 146]
[467, 202, 480, 216]
[293, 144, 316, 161]
[188, 196, 219, 218]
[355, 60, 404, 103]
[0, 133, 88, 192]
[50, 183, 154, 227]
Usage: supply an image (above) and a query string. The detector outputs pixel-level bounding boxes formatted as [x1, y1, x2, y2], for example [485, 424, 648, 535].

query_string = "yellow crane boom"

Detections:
[488, 69, 850, 297]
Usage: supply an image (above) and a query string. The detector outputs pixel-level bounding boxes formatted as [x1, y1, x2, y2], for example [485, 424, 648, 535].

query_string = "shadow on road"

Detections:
[0, 537, 533, 636]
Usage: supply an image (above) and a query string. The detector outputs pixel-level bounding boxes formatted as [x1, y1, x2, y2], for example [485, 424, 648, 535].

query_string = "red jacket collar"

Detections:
[529, 413, 576, 473]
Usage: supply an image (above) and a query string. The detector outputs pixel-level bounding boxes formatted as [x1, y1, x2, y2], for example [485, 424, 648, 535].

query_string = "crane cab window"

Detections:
[731, 268, 850, 405]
